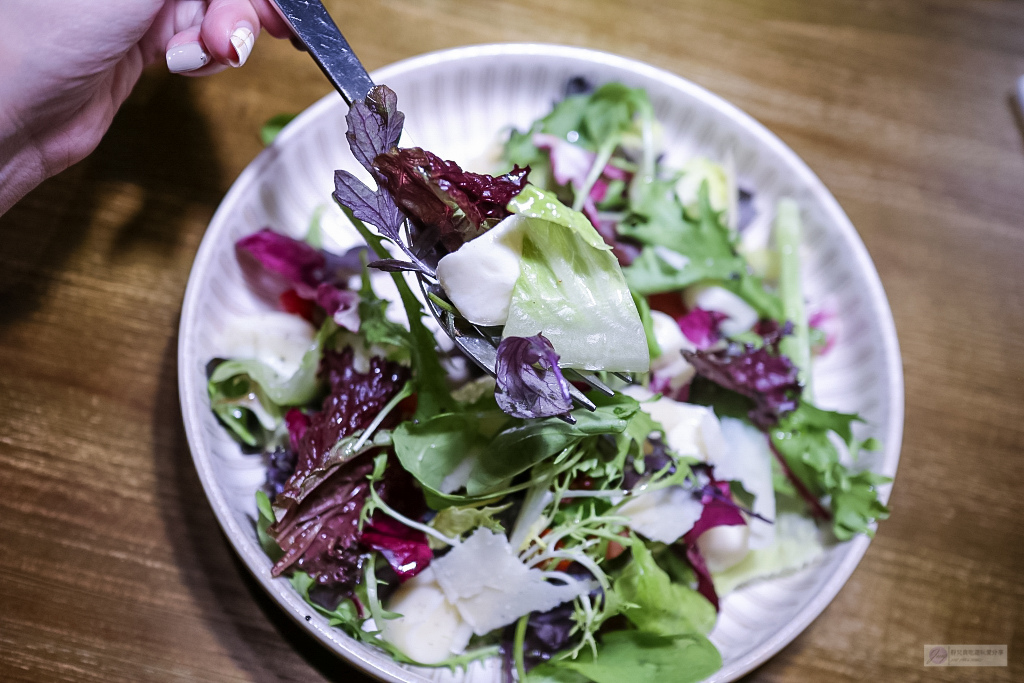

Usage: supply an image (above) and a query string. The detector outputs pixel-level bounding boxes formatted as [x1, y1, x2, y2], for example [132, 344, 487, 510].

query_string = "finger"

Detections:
[200, 0, 265, 68]
[166, 24, 228, 76]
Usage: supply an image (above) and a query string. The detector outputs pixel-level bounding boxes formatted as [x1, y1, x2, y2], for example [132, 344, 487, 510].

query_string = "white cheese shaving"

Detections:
[381, 567, 473, 664]
[617, 485, 704, 544]
[430, 529, 590, 636]
[717, 417, 776, 549]
[622, 386, 727, 462]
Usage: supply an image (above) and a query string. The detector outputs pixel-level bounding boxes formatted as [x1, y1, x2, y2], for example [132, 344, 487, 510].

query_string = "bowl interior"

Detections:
[179, 43, 903, 683]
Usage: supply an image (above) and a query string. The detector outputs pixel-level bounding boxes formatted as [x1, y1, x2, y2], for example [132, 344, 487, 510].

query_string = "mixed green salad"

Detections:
[208, 81, 890, 682]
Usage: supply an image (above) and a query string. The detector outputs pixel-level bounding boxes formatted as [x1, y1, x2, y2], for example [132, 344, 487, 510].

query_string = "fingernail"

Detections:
[166, 42, 210, 73]
[229, 25, 255, 67]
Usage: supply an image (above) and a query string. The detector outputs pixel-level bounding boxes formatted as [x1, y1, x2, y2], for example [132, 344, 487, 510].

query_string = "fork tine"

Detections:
[565, 370, 615, 397]
[566, 383, 596, 412]
[612, 372, 634, 384]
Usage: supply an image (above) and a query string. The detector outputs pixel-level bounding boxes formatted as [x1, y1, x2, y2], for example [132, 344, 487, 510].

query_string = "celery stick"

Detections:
[774, 198, 811, 396]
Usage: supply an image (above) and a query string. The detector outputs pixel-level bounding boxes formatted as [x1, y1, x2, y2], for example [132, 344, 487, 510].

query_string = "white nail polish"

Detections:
[166, 42, 210, 73]
[229, 26, 255, 67]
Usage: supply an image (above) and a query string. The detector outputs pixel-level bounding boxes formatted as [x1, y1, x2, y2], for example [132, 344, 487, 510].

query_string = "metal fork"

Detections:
[273, 0, 621, 417]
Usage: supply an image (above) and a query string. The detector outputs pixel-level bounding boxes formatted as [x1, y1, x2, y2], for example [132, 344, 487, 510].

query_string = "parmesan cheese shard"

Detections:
[617, 485, 705, 544]
[430, 528, 591, 635]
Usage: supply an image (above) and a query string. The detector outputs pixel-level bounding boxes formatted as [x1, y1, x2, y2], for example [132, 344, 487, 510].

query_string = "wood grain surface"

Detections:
[2, 1, 1023, 681]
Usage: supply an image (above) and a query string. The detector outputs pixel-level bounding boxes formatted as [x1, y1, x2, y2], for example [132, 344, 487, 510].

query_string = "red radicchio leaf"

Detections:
[279, 289, 320, 325]
[532, 133, 636, 264]
[676, 479, 748, 613]
[314, 283, 361, 332]
[676, 307, 727, 350]
[647, 292, 689, 320]
[373, 146, 529, 252]
[237, 228, 327, 299]
[683, 480, 747, 544]
[237, 229, 365, 322]
[284, 408, 310, 451]
[361, 513, 432, 580]
[683, 322, 801, 429]
[683, 543, 719, 612]
[648, 371, 691, 403]
[494, 334, 572, 419]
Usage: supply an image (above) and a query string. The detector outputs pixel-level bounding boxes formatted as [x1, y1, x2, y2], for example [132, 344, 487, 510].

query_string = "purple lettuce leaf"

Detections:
[333, 168, 406, 241]
[270, 457, 374, 585]
[263, 447, 298, 499]
[333, 85, 436, 274]
[274, 348, 409, 524]
[366, 85, 404, 151]
[373, 146, 529, 251]
[494, 334, 572, 419]
[365, 258, 429, 273]
[268, 348, 412, 588]
[683, 323, 801, 429]
[676, 307, 727, 350]
[346, 86, 401, 177]
[282, 348, 411, 506]
[361, 513, 432, 580]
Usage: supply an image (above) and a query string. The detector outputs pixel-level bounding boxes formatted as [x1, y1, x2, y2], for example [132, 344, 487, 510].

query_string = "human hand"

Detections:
[0, 0, 292, 214]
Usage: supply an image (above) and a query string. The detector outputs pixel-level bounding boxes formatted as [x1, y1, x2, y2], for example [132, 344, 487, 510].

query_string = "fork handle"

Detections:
[270, 0, 374, 105]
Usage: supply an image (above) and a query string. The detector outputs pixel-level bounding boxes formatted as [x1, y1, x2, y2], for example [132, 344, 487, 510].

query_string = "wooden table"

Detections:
[2, 1, 1023, 681]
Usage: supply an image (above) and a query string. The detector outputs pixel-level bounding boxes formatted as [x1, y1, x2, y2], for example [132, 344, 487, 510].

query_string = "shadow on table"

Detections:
[0, 70, 220, 324]
[153, 334, 378, 683]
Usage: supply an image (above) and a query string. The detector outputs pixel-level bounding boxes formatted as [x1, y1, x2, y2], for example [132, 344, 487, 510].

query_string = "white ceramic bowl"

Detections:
[178, 43, 903, 682]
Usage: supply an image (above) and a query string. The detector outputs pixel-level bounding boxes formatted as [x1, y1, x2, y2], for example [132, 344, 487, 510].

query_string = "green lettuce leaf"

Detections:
[622, 182, 743, 295]
[471, 402, 633, 494]
[504, 186, 649, 373]
[770, 401, 891, 540]
[614, 541, 716, 637]
[393, 398, 637, 504]
[531, 630, 721, 683]
[208, 319, 336, 408]
[712, 512, 825, 595]
[260, 113, 297, 146]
